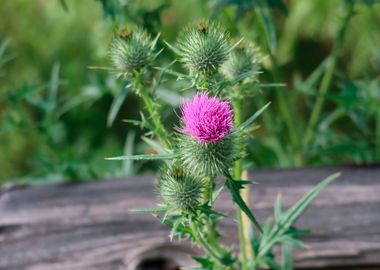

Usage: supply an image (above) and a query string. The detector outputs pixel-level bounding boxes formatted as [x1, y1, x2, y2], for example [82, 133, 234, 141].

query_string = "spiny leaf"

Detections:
[282, 172, 340, 228]
[225, 177, 263, 233]
[191, 256, 214, 269]
[170, 218, 183, 241]
[105, 152, 177, 161]
[280, 235, 308, 249]
[198, 205, 227, 218]
[259, 173, 340, 256]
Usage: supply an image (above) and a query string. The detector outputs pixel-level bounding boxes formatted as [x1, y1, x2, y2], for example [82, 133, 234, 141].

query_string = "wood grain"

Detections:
[0, 165, 379, 270]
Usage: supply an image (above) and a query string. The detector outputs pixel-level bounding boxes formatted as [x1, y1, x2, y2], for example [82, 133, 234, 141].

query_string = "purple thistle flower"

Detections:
[179, 92, 233, 143]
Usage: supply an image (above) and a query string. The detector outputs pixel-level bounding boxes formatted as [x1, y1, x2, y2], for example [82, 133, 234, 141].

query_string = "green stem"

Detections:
[135, 72, 171, 148]
[189, 219, 231, 268]
[232, 86, 250, 270]
[303, 3, 354, 148]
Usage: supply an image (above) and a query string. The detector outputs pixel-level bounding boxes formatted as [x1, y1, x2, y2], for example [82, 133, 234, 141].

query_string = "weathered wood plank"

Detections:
[0, 165, 379, 270]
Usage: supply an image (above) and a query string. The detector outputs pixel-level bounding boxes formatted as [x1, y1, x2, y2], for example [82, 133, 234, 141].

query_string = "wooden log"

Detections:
[0, 165, 379, 270]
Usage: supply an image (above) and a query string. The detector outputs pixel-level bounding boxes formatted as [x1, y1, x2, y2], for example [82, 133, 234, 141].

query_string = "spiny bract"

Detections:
[109, 27, 156, 73]
[157, 165, 210, 211]
[222, 41, 260, 80]
[177, 20, 231, 75]
[178, 135, 235, 177]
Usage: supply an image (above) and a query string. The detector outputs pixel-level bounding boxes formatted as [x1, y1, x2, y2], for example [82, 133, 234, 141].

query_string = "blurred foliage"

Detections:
[0, 0, 379, 185]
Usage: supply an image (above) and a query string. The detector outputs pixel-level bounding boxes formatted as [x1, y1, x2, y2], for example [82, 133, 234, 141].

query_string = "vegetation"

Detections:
[1, 0, 379, 185]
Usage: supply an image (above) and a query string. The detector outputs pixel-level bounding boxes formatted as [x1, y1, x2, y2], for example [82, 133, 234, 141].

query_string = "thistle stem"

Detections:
[189, 218, 233, 268]
[303, 3, 354, 148]
[134, 72, 171, 148]
[232, 85, 251, 270]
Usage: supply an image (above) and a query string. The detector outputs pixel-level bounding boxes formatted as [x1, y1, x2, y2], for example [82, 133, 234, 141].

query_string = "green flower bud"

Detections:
[222, 41, 260, 80]
[177, 20, 231, 76]
[157, 165, 210, 211]
[177, 135, 235, 177]
[109, 27, 157, 74]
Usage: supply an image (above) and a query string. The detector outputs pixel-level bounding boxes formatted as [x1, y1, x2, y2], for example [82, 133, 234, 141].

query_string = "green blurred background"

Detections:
[0, 0, 379, 185]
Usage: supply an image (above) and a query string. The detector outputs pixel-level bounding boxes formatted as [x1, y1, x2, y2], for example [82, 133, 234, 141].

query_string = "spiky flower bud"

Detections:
[177, 92, 235, 176]
[177, 20, 231, 76]
[157, 165, 210, 211]
[222, 41, 260, 80]
[109, 27, 157, 74]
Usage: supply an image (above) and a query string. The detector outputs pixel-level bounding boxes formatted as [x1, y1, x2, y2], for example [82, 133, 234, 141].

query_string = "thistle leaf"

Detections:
[281, 172, 340, 228]
[170, 218, 183, 241]
[225, 177, 263, 233]
[191, 256, 214, 269]
[198, 205, 227, 218]
[281, 235, 308, 249]
[259, 172, 340, 256]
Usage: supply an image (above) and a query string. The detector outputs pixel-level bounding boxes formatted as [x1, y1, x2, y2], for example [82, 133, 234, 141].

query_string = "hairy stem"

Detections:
[135, 72, 171, 148]
[303, 3, 354, 148]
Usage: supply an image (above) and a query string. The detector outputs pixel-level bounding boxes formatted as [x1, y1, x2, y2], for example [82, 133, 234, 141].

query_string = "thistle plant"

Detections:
[103, 20, 340, 270]
[177, 92, 235, 177]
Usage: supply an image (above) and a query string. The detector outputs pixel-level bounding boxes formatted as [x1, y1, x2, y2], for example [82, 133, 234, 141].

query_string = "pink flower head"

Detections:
[179, 92, 233, 143]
